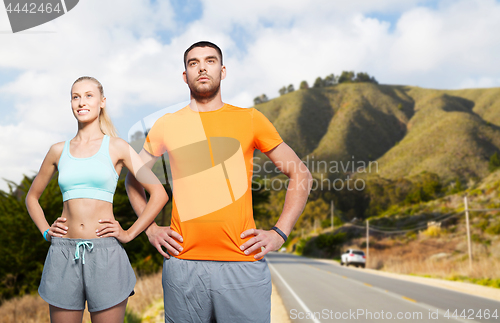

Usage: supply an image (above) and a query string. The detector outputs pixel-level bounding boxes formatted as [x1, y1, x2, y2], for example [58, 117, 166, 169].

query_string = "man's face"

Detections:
[183, 46, 226, 101]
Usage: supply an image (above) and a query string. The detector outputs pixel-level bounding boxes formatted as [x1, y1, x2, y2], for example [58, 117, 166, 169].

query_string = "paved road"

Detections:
[267, 253, 500, 322]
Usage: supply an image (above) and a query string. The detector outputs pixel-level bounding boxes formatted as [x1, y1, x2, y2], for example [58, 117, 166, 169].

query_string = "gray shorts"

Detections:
[162, 256, 272, 323]
[38, 237, 136, 312]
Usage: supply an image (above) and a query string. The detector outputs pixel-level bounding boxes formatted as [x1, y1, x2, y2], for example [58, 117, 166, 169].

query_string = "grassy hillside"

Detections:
[255, 84, 500, 183]
[311, 84, 411, 163]
[445, 87, 500, 127]
[377, 89, 500, 181]
[256, 89, 333, 157]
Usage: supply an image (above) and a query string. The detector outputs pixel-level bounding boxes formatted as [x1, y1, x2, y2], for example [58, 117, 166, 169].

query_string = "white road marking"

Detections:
[268, 261, 321, 323]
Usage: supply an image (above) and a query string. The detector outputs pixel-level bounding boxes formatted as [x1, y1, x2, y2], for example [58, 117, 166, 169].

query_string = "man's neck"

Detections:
[189, 97, 225, 112]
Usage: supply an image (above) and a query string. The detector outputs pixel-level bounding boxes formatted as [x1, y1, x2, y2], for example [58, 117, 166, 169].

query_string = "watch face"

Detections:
[4, 0, 80, 33]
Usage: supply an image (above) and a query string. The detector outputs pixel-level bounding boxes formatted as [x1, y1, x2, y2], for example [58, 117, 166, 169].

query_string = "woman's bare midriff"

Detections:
[61, 199, 116, 239]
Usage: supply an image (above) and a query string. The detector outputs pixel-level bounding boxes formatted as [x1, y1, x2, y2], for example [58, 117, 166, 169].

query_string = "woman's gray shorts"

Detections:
[38, 237, 136, 312]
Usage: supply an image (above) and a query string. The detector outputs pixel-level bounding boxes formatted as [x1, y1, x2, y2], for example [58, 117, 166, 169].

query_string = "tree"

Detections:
[338, 71, 355, 83]
[0, 175, 63, 300]
[299, 80, 309, 90]
[355, 72, 371, 83]
[489, 152, 500, 172]
[278, 86, 287, 96]
[313, 77, 324, 88]
[324, 74, 337, 86]
[338, 71, 378, 84]
[287, 84, 295, 93]
[448, 178, 464, 194]
[130, 130, 145, 142]
[251, 178, 271, 228]
[253, 94, 269, 105]
[354, 72, 378, 84]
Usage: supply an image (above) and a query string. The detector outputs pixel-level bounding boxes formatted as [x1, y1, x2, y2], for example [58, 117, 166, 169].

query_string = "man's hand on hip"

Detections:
[239, 229, 285, 259]
[147, 224, 184, 259]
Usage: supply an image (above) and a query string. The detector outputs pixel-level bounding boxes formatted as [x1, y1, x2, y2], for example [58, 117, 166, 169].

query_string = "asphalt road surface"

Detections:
[267, 253, 500, 323]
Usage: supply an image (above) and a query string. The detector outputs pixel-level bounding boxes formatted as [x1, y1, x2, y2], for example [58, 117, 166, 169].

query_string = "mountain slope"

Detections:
[377, 89, 500, 181]
[256, 89, 333, 157]
[255, 84, 500, 182]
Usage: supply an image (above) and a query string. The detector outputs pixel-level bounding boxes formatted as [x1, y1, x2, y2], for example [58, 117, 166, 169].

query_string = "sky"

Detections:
[1, 0, 500, 191]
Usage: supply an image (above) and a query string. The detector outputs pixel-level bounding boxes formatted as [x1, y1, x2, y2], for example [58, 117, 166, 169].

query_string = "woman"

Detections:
[26, 76, 168, 323]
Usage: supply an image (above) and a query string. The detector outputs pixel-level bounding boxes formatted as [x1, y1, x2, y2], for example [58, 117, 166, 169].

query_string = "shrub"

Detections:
[486, 222, 500, 235]
[315, 232, 347, 250]
[423, 226, 441, 237]
[124, 308, 142, 323]
[489, 152, 500, 172]
[295, 237, 311, 255]
[405, 231, 418, 240]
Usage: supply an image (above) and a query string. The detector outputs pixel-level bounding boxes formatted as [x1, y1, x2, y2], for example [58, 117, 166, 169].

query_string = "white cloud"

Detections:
[1, 0, 500, 190]
[387, 0, 500, 87]
[0, 0, 184, 189]
[458, 77, 500, 89]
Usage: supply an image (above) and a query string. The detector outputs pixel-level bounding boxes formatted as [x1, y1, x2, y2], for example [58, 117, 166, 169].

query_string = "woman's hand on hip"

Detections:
[96, 219, 132, 243]
[48, 217, 68, 241]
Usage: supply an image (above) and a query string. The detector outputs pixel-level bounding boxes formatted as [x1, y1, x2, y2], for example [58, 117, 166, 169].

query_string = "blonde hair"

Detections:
[72, 76, 119, 137]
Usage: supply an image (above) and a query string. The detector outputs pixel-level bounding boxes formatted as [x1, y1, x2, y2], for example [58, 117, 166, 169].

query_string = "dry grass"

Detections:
[0, 272, 163, 323]
[126, 272, 163, 316]
[364, 234, 500, 283]
[0, 293, 49, 323]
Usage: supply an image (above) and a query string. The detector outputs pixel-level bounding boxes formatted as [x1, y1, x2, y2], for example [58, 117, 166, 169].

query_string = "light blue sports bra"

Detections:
[58, 135, 119, 203]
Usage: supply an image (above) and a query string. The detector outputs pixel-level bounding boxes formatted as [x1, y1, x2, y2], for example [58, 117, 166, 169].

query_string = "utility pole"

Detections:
[464, 196, 473, 272]
[331, 200, 334, 232]
[366, 220, 369, 268]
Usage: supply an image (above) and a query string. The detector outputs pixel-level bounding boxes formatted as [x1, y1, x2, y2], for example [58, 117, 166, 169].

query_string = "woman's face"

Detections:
[70, 80, 105, 123]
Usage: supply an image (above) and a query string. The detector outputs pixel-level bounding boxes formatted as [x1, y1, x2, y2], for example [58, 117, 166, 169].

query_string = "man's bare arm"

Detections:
[240, 142, 312, 258]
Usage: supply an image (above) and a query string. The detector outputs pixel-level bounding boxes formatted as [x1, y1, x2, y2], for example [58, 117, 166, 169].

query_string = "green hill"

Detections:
[255, 84, 500, 183]
[255, 89, 333, 157]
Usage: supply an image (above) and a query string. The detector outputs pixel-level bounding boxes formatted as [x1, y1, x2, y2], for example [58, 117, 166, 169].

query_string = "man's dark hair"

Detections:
[184, 41, 223, 69]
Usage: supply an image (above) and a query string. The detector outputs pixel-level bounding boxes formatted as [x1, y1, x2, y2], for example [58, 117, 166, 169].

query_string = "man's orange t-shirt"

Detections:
[143, 104, 283, 261]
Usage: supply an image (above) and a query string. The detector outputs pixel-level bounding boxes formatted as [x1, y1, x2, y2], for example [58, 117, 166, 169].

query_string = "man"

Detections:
[125, 41, 312, 323]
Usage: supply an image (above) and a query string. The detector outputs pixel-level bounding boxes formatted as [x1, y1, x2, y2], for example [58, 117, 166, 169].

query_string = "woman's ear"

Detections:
[101, 96, 107, 109]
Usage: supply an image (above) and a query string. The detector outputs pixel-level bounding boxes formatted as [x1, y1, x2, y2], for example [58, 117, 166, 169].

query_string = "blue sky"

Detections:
[1, 0, 500, 190]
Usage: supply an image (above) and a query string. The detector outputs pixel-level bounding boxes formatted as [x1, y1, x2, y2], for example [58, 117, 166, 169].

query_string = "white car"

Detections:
[340, 249, 366, 268]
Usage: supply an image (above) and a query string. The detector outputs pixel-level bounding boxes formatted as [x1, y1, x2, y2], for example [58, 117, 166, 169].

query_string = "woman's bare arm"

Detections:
[125, 149, 183, 258]
[25, 142, 68, 240]
[96, 138, 168, 243]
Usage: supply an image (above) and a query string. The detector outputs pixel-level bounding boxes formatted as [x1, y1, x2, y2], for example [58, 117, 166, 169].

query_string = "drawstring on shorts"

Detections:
[74, 241, 94, 264]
